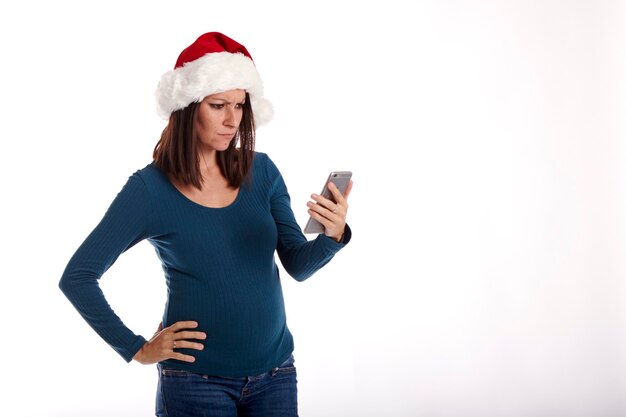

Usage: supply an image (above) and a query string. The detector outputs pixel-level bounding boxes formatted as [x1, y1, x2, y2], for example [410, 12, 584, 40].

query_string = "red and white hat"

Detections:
[155, 32, 273, 126]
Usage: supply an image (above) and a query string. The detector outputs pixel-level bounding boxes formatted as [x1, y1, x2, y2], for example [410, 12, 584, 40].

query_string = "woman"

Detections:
[59, 32, 352, 417]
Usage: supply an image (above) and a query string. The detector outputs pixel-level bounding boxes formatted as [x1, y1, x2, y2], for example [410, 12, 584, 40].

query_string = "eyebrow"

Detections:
[208, 97, 246, 104]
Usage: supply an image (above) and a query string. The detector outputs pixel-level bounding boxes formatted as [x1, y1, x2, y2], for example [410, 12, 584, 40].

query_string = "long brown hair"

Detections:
[153, 92, 255, 189]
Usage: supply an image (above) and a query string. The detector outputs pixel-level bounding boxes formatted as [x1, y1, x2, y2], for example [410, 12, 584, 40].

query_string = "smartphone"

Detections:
[303, 171, 352, 234]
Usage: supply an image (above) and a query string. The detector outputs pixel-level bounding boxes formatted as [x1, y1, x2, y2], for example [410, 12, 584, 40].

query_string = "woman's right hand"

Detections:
[133, 321, 207, 365]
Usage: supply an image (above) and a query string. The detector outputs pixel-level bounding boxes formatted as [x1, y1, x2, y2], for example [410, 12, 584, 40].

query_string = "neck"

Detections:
[199, 149, 221, 179]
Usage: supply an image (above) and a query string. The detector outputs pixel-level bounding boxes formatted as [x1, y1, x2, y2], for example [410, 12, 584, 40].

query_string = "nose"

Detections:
[223, 107, 236, 127]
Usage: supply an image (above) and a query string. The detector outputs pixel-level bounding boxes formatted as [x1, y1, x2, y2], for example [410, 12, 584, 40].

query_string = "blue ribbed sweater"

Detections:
[59, 152, 350, 377]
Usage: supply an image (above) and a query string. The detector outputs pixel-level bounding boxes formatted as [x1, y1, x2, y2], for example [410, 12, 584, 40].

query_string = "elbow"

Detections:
[282, 256, 334, 282]
[58, 274, 72, 296]
[59, 270, 82, 298]
[286, 267, 315, 283]
[292, 273, 312, 283]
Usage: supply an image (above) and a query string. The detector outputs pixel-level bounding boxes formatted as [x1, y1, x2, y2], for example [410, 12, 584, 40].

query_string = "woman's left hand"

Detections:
[307, 180, 353, 242]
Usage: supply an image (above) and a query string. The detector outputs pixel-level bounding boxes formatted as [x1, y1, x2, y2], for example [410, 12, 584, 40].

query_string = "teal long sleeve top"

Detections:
[59, 152, 351, 377]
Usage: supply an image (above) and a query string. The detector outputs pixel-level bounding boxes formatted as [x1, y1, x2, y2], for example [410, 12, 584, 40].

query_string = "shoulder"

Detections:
[253, 151, 270, 166]
[132, 161, 159, 180]
[248, 152, 284, 194]
[111, 162, 172, 206]
[252, 151, 280, 174]
[130, 162, 170, 190]
[252, 151, 283, 182]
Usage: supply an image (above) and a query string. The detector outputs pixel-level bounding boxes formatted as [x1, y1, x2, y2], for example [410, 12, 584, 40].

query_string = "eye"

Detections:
[209, 103, 224, 109]
[235, 102, 245, 109]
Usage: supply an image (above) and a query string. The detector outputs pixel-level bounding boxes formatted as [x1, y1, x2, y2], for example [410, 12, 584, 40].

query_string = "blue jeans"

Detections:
[155, 355, 298, 417]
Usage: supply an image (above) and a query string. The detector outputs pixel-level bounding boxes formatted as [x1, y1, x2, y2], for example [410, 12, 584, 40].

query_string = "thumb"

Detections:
[153, 322, 164, 337]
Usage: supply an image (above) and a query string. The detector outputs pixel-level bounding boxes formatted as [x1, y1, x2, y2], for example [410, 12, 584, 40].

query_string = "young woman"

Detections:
[59, 32, 352, 417]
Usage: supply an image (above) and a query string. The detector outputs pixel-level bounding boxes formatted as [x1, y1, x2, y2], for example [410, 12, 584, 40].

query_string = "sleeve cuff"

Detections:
[339, 223, 352, 245]
[122, 335, 148, 363]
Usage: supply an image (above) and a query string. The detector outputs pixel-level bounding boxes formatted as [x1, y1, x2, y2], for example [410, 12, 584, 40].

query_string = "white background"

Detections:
[2, 1, 625, 416]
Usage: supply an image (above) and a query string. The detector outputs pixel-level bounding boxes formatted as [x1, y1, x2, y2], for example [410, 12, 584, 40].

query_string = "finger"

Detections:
[171, 352, 197, 363]
[168, 321, 199, 331]
[307, 200, 339, 218]
[152, 322, 165, 338]
[174, 330, 207, 340]
[172, 340, 205, 351]
[328, 181, 353, 208]
[343, 180, 353, 200]
[307, 209, 334, 230]
[310, 193, 338, 213]
[327, 182, 346, 206]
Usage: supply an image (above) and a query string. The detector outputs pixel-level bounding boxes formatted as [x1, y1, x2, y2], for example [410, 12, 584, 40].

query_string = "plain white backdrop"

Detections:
[2, 1, 625, 416]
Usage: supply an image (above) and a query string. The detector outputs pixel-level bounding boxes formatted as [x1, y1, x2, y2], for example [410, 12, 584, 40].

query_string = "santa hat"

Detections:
[155, 32, 273, 126]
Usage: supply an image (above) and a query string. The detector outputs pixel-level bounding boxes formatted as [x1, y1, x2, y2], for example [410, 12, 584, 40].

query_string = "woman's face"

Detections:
[195, 89, 246, 152]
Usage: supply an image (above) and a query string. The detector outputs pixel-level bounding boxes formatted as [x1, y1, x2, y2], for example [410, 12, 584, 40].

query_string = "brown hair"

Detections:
[152, 92, 255, 189]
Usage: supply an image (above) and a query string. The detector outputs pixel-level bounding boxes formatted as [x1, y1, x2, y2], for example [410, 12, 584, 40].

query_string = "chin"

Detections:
[206, 140, 232, 151]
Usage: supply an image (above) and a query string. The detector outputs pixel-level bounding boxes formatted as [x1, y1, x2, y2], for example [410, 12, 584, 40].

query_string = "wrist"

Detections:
[133, 342, 148, 363]
[330, 228, 345, 243]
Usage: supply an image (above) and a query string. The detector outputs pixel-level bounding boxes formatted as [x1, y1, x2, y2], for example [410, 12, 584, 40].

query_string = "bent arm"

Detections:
[59, 174, 153, 362]
[265, 155, 351, 281]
